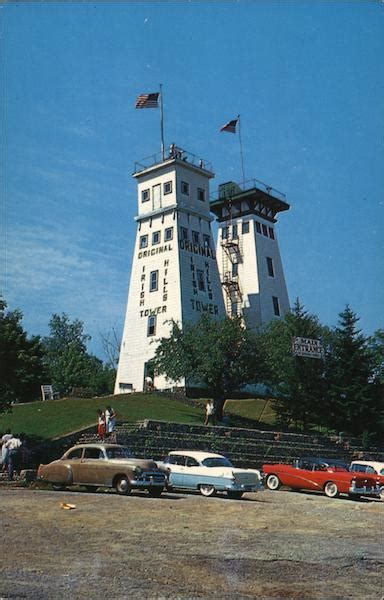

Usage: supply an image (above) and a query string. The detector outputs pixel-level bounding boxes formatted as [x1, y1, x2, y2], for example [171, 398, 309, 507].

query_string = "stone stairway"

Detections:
[78, 420, 384, 470]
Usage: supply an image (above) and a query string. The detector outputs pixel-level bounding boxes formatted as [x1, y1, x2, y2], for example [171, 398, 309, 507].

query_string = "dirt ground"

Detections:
[0, 486, 383, 599]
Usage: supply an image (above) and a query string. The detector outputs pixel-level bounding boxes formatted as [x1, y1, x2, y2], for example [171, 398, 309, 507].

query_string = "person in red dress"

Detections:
[97, 409, 106, 441]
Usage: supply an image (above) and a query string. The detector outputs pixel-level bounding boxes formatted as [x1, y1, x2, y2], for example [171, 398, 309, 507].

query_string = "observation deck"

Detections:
[133, 146, 214, 178]
[210, 179, 290, 223]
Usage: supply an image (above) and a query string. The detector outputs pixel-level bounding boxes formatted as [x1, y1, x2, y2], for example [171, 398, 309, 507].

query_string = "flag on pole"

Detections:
[135, 92, 160, 109]
[220, 118, 238, 133]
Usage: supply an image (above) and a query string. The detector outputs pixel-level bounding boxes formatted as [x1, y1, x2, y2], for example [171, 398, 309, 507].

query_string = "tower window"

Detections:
[150, 270, 158, 292]
[262, 224, 268, 236]
[139, 235, 148, 249]
[197, 270, 205, 291]
[268, 227, 275, 240]
[164, 181, 172, 195]
[242, 221, 249, 234]
[192, 231, 200, 245]
[180, 227, 189, 241]
[203, 234, 211, 249]
[142, 189, 150, 202]
[232, 263, 238, 277]
[266, 257, 275, 277]
[272, 296, 280, 316]
[255, 221, 261, 234]
[222, 227, 229, 240]
[197, 188, 205, 202]
[152, 231, 161, 245]
[147, 315, 157, 336]
[165, 227, 173, 241]
[232, 224, 238, 239]
[181, 181, 190, 195]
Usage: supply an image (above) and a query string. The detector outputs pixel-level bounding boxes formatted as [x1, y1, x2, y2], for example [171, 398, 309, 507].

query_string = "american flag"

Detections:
[220, 118, 238, 133]
[135, 92, 159, 109]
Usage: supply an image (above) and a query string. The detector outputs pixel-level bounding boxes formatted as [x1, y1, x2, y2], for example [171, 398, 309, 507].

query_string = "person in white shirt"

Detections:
[1, 430, 13, 471]
[204, 400, 215, 426]
[5, 435, 22, 480]
[105, 406, 117, 435]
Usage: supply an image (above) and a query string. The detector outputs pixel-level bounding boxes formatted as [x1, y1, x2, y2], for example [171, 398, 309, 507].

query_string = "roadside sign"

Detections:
[292, 337, 324, 359]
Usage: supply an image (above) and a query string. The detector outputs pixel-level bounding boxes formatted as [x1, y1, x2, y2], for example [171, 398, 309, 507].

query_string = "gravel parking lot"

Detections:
[0, 486, 383, 599]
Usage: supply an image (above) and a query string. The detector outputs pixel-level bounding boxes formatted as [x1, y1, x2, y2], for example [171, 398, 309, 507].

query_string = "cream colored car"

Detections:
[157, 450, 263, 499]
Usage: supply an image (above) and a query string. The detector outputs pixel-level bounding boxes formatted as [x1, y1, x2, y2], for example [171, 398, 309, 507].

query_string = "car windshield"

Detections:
[201, 457, 233, 468]
[105, 447, 132, 459]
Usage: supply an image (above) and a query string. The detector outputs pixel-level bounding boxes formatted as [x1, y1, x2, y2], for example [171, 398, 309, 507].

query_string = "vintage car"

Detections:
[350, 460, 384, 499]
[157, 450, 263, 499]
[37, 443, 166, 496]
[263, 457, 381, 499]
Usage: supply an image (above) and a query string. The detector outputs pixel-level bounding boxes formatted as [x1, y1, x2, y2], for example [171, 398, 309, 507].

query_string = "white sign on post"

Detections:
[292, 337, 324, 359]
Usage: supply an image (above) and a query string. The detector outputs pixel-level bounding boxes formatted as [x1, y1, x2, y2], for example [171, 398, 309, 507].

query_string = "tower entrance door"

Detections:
[152, 184, 162, 210]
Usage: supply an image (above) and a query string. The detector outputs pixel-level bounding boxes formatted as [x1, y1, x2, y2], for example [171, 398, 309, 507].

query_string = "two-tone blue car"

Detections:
[157, 450, 263, 499]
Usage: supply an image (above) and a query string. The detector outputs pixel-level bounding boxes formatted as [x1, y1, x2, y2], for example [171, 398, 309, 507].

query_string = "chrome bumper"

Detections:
[349, 483, 381, 497]
[131, 478, 165, 488]
[226, 482, 264, 492]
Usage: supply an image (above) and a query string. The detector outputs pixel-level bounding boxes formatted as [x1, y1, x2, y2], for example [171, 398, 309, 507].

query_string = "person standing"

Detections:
[1, 429, 13, 472]
[4, 434, 21, 480]
[204, 400, 215, 426]
[97, 409, 106, 441]
[105, 406, 116, 436]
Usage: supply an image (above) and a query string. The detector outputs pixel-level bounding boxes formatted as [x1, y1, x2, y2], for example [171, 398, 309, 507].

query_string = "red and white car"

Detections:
[350, 460, 384, 499]
[263, 457, 381, 499]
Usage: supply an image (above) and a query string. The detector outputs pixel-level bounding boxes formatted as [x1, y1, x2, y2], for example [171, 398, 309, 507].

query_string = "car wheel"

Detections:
[324, 481, 339, 498]
[266, 474, 281, 491]
[227, 491, 243, 500]
[199, 484, 216, 497]
[380, 488, 384, 501]
[115, 476, 131, 495]
[147, 488, 162, 497]
[52, 483, 66, 491]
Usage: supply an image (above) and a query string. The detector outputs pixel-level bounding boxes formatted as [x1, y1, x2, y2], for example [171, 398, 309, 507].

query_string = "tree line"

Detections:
[1, 295, 383, 442]
[151, 301, 383, 442]
[0, 297, 115, 410]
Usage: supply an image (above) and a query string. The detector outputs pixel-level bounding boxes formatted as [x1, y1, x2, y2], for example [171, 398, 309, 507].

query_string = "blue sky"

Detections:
[3, 0, 383, 360]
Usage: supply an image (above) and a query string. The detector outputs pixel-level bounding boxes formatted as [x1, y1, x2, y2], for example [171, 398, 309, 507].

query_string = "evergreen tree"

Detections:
[324, 306, 377, 436]
[260, 299, 326, 429]
[0, 297, 45, 407]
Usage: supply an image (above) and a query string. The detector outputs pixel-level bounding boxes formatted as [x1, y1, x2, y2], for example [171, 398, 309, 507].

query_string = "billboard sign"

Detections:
[292, 337, 324, 359]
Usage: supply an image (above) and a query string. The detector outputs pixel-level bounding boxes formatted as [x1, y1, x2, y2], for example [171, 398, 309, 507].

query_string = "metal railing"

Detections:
[133, 146, 213, 174]
[211, 178, 287, 203]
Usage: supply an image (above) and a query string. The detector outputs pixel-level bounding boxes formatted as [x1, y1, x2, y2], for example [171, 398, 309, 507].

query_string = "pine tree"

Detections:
[260, 299, 326, 430]
[324, 306, 376, 436]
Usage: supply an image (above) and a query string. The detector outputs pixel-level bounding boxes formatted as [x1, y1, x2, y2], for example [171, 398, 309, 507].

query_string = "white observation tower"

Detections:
[114, 146, 226, 394]
[210, 179, 290, 329]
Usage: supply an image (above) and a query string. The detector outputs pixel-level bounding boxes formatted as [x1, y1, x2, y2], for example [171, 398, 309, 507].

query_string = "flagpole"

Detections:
[159, 83, 165, 160]
[238, 114, 245, 186]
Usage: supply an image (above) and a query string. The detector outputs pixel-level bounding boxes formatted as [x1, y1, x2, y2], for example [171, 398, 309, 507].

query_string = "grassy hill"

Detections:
[0, 394, 276, 440]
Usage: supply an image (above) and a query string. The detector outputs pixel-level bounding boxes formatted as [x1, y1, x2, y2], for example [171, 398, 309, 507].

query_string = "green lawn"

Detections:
[0, 394, 277, 440]
[225, 398, 276, 427]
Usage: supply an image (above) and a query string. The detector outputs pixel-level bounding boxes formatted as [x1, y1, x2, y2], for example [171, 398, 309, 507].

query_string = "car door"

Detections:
[285, 463, 319, 491]
[167, 455, 187, 488]
[77, 447, 109, 486]
[64, 446, 85, 482]
[182, 456, 201, 489]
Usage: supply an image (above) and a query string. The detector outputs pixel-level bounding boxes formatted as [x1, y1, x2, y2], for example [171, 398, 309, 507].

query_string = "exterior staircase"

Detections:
[77, 420, 384, 470]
